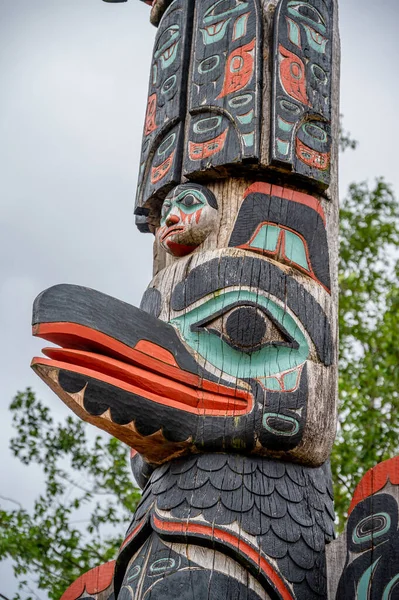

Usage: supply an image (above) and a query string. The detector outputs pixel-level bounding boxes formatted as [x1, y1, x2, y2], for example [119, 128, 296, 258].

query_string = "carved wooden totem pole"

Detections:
[31, 0, 365, 597]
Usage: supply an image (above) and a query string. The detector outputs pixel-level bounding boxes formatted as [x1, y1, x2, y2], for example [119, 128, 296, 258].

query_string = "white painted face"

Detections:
[156, 184, 218, 257]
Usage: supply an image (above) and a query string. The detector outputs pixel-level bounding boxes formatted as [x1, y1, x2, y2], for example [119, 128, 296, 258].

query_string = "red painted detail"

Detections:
[144, 93, 157, 136]
[134, 340, 178, 367]
[32, 353, 250, 416]
[32, 323, 251, 403]
[165, 241, 199, 257]
[165, 214, 180, 227]
[188, 129, 228, 161]
[279, 45, 309, 106]
[349, 456, 399, 515]
[152, 516, 294, 600]
[296, 138, 330, 171]
[60, 561, 115, 600]
[32, 325, 252, 416]
[151, 151, 175, 184]
[217, 38, 255, 99]
[120, 519, 147, 552]
[243, 183, 326, 225]
[195, 207, 203, 224]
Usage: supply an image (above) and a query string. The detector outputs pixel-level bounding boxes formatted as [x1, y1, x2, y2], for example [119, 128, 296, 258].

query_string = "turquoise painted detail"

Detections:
[198, 55, 220, 74]
[263, 377, 282, 391]
[161, 188, 207, 225]
[303, 122, 328, 143]
[229, 94, 252, 108]
[150, 558, 176, 574]
[237, 110, 254, 125]
[127, 566, 141, 582]
[383, 573, 399, 599]
[287, 17, 301, 47]
[155, 25, 180, 69]
[287, 2, 326, 34]
[161, 74, 177, 95]
[250, 224, 280, 253]
[152, 63, 158, 85]
[194, 116, 222, 134]
[278, 116, 294, 132]
[356, 558, 381, 599]
[303, 24, 328, 53]
[285, 230, 309, 270]
[201, 20, 231, 45]
[158, 133, 176, 157]
[353, 513, 391, 545]
[171, 290, 310, 380]
[233, 13, 249, 40]
[204, 0, 249, 21]
[277, 139, 290, 156]
[242, 132, 255, 147]
[263, 413, 300, 436]
[283, 369, 300, 390]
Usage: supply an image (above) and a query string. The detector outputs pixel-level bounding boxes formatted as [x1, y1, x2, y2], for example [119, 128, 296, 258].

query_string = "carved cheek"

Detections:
[195, 208, 203, 224]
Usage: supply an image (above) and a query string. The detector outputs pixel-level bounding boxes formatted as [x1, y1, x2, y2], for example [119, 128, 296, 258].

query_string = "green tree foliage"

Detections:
[0, 390, 141, 599]
[333, 177, 399, 530]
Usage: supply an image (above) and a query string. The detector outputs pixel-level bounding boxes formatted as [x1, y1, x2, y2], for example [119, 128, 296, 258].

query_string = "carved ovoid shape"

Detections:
[272, 0, 334, 189]
[327, 456, 399, 599]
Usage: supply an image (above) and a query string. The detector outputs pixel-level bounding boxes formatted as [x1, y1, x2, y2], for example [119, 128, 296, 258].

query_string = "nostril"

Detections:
[166, 215, 180, 226]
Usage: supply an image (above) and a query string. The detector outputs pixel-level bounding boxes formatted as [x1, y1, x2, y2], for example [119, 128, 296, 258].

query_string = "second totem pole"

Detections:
[32, 0, 342, 597]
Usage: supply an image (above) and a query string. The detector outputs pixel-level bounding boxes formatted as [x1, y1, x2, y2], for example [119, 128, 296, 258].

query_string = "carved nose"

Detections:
[166, 214, 180, 227]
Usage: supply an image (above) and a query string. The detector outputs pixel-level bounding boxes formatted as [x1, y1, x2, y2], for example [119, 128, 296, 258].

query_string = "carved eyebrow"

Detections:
[171, 256, 333, 366]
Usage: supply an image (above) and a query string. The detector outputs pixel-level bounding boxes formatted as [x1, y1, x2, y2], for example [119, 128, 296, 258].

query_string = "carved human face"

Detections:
[156, 184, 218, 257]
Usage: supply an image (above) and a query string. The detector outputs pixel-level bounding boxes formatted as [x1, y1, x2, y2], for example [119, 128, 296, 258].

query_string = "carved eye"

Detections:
[191, 301, 299, 354]
[287, 1, 326, 33]
[176, 193, 203, 209]
[353, 513, 392, 545]
[204, 0, 248, 20]
[171, 291, 309, 381]
[154, 25, 180, 67]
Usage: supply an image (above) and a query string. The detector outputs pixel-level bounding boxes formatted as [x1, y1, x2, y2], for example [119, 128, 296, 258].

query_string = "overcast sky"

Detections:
[1, 0, 398, 597]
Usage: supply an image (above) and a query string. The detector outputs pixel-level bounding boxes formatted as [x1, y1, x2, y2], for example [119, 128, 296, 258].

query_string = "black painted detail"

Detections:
[337, 493, 399, 600]
[33, 284, 201, 376]
[182, 0, 262, 178]
[171, 256, 333, 365]
[119, 454, 335, 600]
[191, 300, 299, 354]
[140, 287, 162, 318]
[271, 0, 334, 188]
[228, 191, 331, 291]
[134, 0, 195, 225]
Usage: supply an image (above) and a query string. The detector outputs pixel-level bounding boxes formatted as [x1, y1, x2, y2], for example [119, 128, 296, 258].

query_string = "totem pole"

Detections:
[31, 0, 343, 597]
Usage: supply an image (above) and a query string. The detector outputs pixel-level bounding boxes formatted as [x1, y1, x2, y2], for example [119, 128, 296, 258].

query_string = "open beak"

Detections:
[31, 285, 252, 463]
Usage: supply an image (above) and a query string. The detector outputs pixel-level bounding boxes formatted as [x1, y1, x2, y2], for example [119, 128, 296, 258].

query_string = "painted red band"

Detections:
[349, 456, 399, 514]
[152, 515, 294, 600]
